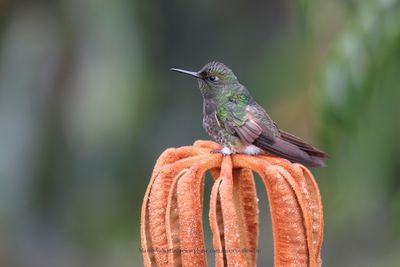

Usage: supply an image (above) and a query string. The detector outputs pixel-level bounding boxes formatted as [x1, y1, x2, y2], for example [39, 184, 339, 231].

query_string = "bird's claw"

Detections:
[210, 147, 232, 156]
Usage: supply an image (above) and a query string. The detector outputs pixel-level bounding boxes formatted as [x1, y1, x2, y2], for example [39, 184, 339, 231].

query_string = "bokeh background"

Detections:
[1, 0, 400, 266]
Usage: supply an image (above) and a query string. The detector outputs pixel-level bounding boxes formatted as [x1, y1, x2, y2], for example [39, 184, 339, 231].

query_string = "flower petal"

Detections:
[232, 168, 259, 265]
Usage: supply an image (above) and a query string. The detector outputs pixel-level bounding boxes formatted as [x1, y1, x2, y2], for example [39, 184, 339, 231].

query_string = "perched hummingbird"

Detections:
[171, 61, 327, 167]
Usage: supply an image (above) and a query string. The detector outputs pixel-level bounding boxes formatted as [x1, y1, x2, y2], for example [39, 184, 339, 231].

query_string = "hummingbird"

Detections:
[171, 61, 327, 167]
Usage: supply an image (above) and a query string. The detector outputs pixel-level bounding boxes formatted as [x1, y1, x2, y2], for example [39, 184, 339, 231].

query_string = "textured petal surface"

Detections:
[141, 140, 323, 267]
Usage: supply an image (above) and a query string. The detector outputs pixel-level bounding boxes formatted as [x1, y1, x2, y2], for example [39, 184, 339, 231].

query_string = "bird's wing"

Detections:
[278, 129, 327, 158]
[217, 100, 270, 145]
[219, 100, 326, 167]
[252, 119, 327, 167]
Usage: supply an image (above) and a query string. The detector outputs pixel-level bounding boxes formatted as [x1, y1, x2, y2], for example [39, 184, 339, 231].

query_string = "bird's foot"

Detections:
[210, 147, 232, 156]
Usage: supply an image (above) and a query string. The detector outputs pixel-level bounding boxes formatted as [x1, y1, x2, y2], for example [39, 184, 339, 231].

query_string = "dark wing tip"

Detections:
[279, 129, 328, 158]
[253, 134, 327, 168]
[308, 156, 327, 167]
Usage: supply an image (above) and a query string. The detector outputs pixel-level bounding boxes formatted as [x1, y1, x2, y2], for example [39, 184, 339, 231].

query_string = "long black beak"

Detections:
[170, 68, 201, 78]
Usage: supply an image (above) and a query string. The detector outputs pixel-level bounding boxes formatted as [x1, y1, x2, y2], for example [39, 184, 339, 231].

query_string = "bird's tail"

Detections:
[253, 131, 327, 167]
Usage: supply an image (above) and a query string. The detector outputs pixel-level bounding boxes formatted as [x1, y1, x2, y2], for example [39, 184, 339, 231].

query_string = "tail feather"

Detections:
[279, 130, 327, 158]
[253, 134, 326, 167]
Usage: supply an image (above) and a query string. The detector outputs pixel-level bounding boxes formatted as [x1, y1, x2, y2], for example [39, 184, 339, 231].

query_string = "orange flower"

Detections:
[141, 140, 323, 267]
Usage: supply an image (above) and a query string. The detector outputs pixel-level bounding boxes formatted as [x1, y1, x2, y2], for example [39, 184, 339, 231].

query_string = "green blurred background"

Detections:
[1, 0, 400, 266]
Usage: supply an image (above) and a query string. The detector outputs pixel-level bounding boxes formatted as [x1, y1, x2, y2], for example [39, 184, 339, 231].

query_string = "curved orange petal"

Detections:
[141, 140, 324, 267]
[210, 156, 255, 267]
[144, 154, 210, 265]
[175, 165, 207, 265]
[262, 165, 309, 266]
[209, 177, 225, 266]
[297, 164, 324, 266]
[165, 168, 187, 266]
[232, 168, 259, 266]
[141, 148, 180, 266]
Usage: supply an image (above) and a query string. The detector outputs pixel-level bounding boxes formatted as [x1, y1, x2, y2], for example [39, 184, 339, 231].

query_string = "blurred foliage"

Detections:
[319, 0, 400, 265]
[0, 0, 399, 266]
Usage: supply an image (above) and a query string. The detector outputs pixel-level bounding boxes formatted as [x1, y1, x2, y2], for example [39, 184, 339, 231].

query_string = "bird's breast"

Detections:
[203, 100, 217, 116]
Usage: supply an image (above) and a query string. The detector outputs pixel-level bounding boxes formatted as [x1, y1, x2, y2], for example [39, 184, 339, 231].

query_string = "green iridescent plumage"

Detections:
[171, 61, 327, 167]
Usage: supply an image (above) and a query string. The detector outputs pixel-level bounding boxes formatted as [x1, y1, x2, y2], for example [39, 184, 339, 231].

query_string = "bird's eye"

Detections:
[208, 75, 219, 82]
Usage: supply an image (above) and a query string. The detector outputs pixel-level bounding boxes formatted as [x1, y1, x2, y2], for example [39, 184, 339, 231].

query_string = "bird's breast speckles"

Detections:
[203, 113, 245, 152]
[203, 115, 220, 140]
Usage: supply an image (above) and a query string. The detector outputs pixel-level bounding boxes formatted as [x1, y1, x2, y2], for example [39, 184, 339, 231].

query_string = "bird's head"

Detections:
[171, 61, 238, 98]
